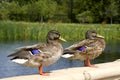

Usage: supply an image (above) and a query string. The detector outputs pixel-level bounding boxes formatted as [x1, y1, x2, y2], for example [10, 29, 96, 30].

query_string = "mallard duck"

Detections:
[8, 30, 66, 76]
[62, 30, 105, 67]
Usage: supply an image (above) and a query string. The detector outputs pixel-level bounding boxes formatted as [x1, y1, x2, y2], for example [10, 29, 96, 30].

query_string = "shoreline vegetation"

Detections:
[0, 21, 120, 43]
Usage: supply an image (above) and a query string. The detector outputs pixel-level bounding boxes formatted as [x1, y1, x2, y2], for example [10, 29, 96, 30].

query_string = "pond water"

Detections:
[0, 41, 120, 78]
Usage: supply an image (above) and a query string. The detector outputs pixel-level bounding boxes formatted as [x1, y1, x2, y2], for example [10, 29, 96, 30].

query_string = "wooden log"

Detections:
[0, 59, 120, 80]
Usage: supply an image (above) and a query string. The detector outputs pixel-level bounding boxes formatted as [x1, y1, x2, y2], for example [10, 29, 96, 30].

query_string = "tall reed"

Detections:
[0, 21, 120, 44]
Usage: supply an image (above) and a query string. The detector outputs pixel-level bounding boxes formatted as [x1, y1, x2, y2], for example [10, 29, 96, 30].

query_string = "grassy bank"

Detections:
[0, 21, 120, 43]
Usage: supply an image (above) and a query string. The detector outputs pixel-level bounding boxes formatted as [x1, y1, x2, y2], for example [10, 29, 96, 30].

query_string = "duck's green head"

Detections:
[86, 30, 104, 39]
[47, 30, 66, 42]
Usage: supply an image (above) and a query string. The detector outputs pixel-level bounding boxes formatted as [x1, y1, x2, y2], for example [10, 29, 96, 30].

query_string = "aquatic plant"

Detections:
[0, 21, 120, 44]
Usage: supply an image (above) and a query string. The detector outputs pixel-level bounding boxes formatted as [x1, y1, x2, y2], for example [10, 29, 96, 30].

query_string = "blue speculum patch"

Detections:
[30, 49, 40, 55]
[78, 46, 86, 51]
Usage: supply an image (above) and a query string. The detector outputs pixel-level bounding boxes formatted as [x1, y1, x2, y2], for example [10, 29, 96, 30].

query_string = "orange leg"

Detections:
[84, 54, 97, 68]
[39, 65, 49, 76]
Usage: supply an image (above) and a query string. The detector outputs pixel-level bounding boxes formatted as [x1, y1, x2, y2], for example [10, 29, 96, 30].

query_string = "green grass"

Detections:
[0, 21, 120, 44]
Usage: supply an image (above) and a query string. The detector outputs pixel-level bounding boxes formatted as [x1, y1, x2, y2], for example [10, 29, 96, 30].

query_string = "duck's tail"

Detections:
[7, 50, 30, 64]
[62, 54, 74, 58]
[62, 50, 77, 58]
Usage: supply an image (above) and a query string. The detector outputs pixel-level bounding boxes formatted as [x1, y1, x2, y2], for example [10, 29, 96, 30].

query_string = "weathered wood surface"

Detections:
[0, 59, 120, 80]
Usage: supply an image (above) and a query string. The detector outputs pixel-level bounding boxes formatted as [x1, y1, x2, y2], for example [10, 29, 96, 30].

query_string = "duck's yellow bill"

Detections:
[59, 36, 67, 42]
[96, 34, 104, 38]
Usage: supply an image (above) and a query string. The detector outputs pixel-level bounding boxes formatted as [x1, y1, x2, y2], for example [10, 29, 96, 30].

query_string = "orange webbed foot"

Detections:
[40, 72, 49, 76]
[85, 64, 98, 68]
